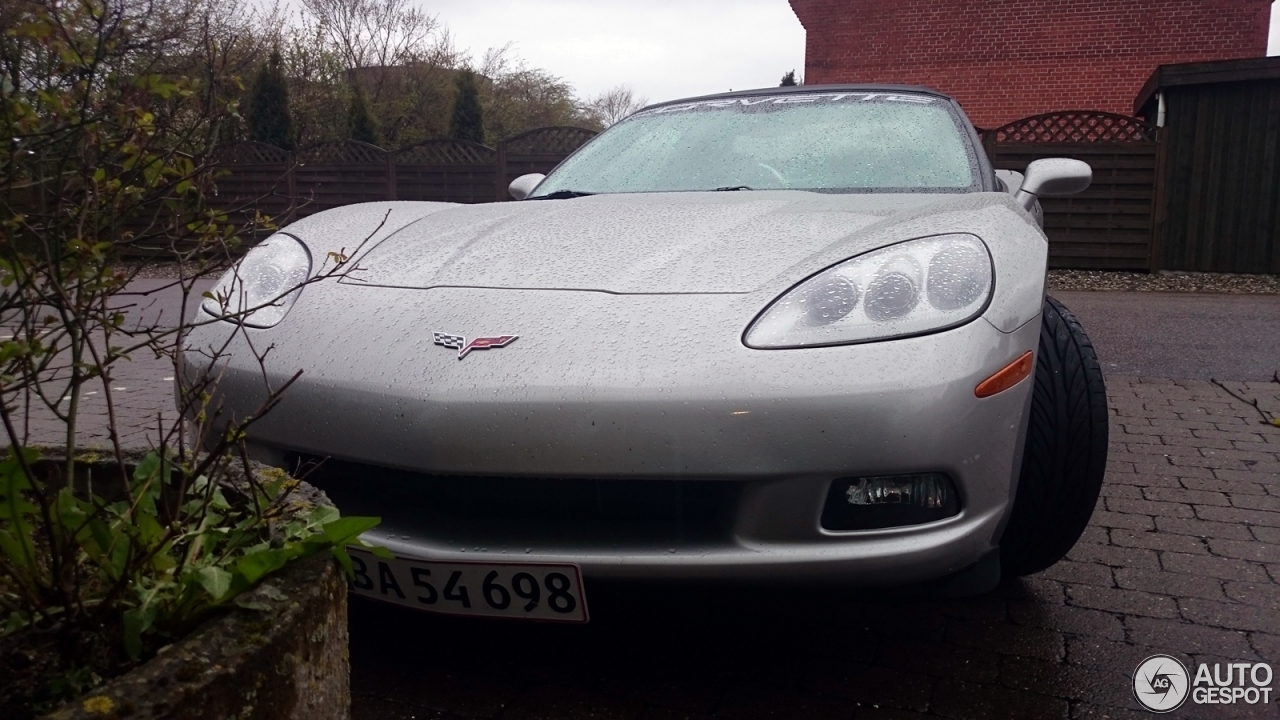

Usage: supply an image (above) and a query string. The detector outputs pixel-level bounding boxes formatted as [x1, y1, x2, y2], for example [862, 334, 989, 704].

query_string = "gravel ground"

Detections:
[1048, 269, 1280, 294]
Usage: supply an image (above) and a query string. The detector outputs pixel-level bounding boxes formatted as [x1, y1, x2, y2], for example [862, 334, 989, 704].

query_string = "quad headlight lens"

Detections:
[744, 234, 992, 348]
[202, 233, 311, 328]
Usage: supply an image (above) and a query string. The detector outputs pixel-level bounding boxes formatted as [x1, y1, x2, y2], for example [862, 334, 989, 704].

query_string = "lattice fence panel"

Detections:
[501, 126, 598, 156]
[993, 110, 1156, 144]
[396, 139, 496, 165]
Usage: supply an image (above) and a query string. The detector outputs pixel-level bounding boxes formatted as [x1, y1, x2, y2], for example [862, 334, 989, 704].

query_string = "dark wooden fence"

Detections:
[983, 111, 1159, 271]
[1139, 58, 1280, 274]
[208, 126, 599, 236]
[208, 103, 1279, 276]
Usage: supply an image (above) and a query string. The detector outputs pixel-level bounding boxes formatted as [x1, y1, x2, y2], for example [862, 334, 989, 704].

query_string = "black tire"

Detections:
[1000, 295, 1109, 577]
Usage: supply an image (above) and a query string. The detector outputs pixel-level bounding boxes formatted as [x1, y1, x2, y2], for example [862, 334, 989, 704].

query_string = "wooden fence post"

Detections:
[386, 151, 397, 201]
[1147, 126, 1170, 273]
[285, 151, 297, 224]
[495, 142, 508, 202]
[981, 129, 998, 167]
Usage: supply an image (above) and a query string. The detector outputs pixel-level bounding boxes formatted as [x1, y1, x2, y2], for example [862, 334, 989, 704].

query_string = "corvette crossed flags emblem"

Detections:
[433, 332, 519, 360]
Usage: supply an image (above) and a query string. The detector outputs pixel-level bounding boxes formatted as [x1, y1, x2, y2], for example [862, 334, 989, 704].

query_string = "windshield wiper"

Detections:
[714, 185, 754, 191]
[530, 190, 594, 200]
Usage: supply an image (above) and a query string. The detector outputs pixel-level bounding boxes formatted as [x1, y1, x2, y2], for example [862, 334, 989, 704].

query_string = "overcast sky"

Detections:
[429, 0, 805, 104]
[420, 0, 1280, 105]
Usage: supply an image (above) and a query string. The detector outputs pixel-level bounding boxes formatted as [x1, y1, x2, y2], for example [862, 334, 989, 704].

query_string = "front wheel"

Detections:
[1000, 296, 1109, 577]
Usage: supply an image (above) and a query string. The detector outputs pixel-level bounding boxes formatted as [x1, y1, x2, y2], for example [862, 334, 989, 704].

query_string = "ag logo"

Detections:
[1134, 654, 1190, 713]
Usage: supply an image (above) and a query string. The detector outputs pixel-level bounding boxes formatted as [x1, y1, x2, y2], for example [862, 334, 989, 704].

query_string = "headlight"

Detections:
[202, 233, 311, 328]
[744, 234, 993, 348]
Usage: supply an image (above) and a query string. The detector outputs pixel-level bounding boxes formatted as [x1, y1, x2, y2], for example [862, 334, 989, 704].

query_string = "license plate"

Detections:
[346, 549, 589, 623]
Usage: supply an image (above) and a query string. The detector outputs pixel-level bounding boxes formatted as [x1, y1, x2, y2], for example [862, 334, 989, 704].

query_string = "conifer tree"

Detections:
[246, 50, 295, 150]
[346, 84, 379, 145]
[780, 70, 798, 87]
[449, 70, 485, 144]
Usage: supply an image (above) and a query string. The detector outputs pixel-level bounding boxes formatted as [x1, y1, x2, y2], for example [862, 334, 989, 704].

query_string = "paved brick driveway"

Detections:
[22, 345, 1280, 718]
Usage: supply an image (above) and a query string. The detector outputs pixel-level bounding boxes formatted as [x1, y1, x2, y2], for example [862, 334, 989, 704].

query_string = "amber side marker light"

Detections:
[975, 351, 1035, 398]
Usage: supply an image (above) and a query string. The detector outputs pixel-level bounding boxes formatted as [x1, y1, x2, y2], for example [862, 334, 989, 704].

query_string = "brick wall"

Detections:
[788, 0, 1273, 128]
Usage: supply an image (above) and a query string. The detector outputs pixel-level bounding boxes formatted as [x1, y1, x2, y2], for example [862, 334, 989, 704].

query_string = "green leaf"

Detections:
[321, 516, 381, 545]
[133, 452, 161, 483]
[194, 566, 232, 602]
[232, 548, 289, 586]
[122, 607, 149, 660]
[0, 529, 33, 574]
[330, 546, 354, 577]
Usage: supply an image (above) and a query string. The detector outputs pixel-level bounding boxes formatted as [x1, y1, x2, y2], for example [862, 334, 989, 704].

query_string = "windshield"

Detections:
[532, 91, 980, 197]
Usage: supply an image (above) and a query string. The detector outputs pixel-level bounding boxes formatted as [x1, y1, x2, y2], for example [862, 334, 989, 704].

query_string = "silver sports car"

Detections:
[186, 84, 1108, 621]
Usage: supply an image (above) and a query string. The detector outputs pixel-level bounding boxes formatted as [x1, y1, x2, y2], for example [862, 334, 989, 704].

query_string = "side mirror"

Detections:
[508, 173, 546, 201]
[1014, 158, 1091, 211]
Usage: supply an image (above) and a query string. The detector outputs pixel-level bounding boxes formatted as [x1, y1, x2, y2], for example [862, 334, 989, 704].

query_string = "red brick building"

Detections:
[787, 0, 1273, 128]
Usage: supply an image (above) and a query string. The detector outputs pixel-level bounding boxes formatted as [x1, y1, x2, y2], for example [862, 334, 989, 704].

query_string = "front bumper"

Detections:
[184, 285, 1041, 586]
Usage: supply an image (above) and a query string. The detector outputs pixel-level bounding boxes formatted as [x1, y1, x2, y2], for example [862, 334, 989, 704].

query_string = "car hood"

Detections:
[343, 191, 959, 294]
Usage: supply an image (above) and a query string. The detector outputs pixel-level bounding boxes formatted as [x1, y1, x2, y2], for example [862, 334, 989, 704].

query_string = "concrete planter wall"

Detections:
[42, 497, 351, 719]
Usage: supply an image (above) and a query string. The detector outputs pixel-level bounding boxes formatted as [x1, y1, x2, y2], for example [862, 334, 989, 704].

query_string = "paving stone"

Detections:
[1170, 454, 1254, 472]
[1087, 511, 1155, 532]
[1230, 494, 1280, 512]
[1036, 561, 1115, 588]
[1104, 497, 1195, 518]
[1160, 552, 1272, 583]
[1196, 505, 1280, 528]
[1113, 567, 1226, 602]
[1194, 429, 1273, 444]
[1249, 633, 1280, 661]
[1155, 516, 1256, 541]
[1141, 487, 1231, 506]
[1076, 525, 1109, 545]
[1065, 585, 1179, 619]
[1110, 529, 1208, 555]
[1107, 473, 1182, 489]
[1204, 447, 1280, 463]
[1251, 526, 1280, 544]
[1125, 617, 1257, 658]
[1178, 598, 1280, 634]
[1066, 544, 1161, 571]
[1207, 538, 1280, 564]
[1181, 476, 1270, 496]
[1099, 483, 1143, 499]
[1215, 468, 1280, 485]
[1124, 442, 1205, 458]
[1223, 582, 1280, 612]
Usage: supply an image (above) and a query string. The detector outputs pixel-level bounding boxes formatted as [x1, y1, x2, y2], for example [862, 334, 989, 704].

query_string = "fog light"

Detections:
[821, 473, 960, 531]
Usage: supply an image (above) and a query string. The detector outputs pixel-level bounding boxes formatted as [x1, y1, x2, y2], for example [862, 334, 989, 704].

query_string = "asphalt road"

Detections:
[1052, 290, 1280, 382]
